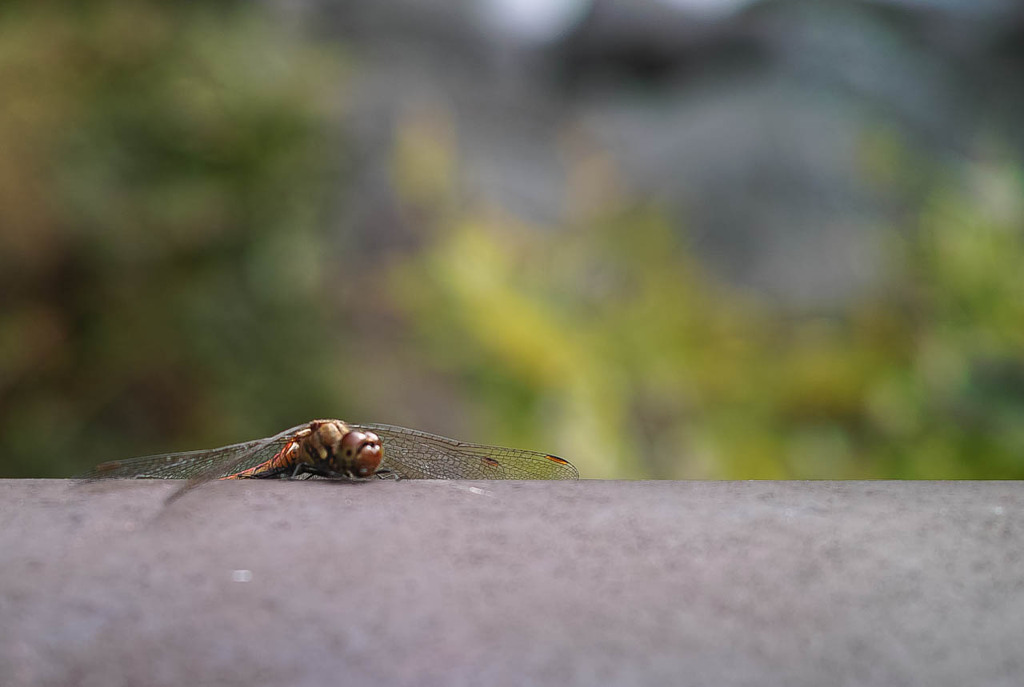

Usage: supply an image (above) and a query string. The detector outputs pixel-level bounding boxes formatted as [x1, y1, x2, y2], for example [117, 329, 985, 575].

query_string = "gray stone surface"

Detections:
[1, 479, 1022, 686]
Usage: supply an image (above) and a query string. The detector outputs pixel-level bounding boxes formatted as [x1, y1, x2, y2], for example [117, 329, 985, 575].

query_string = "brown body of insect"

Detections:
[224, 420, 382, 480]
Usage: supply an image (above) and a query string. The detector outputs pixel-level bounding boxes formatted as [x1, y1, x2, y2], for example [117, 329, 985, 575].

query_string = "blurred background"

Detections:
[2, 0, 1024, 479]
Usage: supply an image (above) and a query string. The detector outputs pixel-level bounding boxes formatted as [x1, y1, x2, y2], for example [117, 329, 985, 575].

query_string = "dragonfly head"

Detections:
[338, 429, 383, 478]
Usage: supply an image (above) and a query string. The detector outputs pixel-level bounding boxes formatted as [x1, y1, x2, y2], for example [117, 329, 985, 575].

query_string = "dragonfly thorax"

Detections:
[298, 420, 383, 478]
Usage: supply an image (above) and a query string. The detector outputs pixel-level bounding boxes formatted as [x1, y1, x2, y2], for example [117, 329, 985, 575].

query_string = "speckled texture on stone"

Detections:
[1, 480, 1022, 687]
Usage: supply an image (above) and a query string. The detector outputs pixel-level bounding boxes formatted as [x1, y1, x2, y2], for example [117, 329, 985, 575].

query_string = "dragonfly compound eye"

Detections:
[339, 430, 383, 477]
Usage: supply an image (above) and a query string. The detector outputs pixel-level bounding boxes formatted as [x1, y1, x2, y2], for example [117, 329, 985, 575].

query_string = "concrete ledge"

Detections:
[2, 479, 1022, 686]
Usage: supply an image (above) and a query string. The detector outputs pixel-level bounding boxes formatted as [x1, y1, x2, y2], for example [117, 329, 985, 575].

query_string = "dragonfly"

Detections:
[81, 419, 579, 499]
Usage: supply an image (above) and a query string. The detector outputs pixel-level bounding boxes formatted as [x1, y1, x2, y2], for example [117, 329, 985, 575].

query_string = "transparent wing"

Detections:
[77, 423, 309, 481]
[355, 423, 579, 480]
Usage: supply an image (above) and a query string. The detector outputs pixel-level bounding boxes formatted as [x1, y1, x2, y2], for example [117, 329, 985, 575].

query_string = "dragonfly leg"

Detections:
[286, 463, 373, 481]
[289, 463, 328, 479]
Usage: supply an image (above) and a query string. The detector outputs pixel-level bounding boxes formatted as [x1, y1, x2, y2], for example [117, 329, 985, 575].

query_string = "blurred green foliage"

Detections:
[2, 3, 1022, 480]
[389, 113, 1024, 478]
[0, 2, 350, 476]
